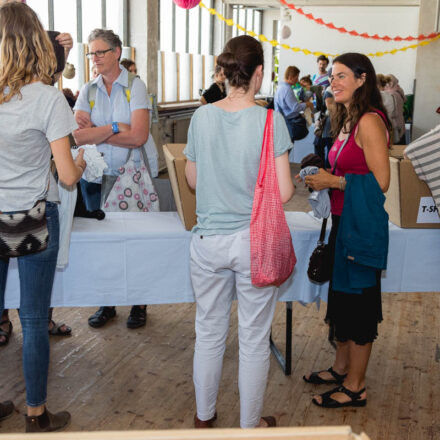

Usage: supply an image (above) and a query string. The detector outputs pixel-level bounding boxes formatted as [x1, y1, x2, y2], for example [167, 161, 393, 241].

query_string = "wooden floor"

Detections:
[1, 293, 439, 438]
[1, 165, 439, 438]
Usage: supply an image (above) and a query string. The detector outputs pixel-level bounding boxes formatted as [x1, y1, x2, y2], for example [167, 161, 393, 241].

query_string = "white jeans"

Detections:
[190, 228, 278, 428]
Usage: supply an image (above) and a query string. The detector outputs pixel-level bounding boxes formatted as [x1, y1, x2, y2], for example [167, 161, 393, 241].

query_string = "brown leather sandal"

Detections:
[260, 416, 276, 427]
[194, 412, 217, 428]
[0, 320, 12, 347]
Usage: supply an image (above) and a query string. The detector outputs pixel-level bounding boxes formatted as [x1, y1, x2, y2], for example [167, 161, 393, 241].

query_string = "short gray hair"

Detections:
[88, 29, 122, 59]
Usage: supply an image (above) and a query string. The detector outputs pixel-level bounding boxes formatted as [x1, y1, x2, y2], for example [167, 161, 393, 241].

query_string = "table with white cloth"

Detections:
[4, 212, 440, 373]
[289, 124, 315, 163]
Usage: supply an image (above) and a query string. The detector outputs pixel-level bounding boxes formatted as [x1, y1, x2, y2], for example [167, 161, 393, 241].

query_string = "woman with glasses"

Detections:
[0, 2, 86, 431]
[73, 29, 155, 330]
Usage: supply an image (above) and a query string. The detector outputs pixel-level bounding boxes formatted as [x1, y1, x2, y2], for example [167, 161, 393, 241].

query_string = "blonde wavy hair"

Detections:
[0, 2, 56, 104]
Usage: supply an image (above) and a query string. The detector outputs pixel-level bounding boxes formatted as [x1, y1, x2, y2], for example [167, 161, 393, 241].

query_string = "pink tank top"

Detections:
[328, 111, 389, 216]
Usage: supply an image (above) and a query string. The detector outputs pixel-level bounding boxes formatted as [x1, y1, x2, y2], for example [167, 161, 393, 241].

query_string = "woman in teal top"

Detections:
[184, 35, 294, 429]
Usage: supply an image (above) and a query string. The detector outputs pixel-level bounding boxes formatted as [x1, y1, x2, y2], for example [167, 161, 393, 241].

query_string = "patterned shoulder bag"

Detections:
[0, 200, 49, 258]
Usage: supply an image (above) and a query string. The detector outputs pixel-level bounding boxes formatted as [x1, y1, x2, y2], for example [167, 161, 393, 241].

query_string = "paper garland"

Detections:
[279, 0, 439, 42]
[199, 2, 440, 57]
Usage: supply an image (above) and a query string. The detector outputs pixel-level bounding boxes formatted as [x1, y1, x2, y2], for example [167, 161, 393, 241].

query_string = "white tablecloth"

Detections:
[4, 212, 440, 308]
[289, 124, 315, 163]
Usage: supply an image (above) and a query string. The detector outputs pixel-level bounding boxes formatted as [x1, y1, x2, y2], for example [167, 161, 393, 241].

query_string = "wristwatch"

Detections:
[111, 122, 120, 134]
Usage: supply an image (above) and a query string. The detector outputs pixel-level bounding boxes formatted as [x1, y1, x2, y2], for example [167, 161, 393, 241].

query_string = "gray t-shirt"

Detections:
[184, 105, 292, 235]
[0, 82, 77, 212]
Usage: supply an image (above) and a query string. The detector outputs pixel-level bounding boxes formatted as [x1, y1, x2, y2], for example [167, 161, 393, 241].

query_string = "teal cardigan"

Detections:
[332, 173, 389, 294]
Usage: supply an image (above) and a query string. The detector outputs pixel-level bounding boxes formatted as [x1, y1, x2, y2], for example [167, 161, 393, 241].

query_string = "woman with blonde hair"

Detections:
[0, 2, 85, 432]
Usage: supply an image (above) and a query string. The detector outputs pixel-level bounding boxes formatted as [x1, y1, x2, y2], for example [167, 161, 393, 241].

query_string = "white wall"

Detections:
[276, 5, 419, 94]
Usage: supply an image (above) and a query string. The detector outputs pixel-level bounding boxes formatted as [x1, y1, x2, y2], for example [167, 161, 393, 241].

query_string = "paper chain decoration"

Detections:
[199, 2, 440, 57]
[279, 0, 439, 42]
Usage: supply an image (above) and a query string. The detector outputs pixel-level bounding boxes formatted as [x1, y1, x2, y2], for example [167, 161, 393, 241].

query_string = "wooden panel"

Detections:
[0, 426, 368, 439]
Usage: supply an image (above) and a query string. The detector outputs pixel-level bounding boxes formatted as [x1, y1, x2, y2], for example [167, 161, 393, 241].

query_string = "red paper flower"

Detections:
[173, 0, 200, 9]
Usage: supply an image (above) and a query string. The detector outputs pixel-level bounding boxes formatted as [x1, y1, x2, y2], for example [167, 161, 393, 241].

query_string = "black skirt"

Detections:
[325, 215, 383, 345]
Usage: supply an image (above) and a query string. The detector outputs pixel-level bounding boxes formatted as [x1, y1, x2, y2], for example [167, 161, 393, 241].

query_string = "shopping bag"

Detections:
[250, 109, 296, 287]
[103, 149, 159, 212]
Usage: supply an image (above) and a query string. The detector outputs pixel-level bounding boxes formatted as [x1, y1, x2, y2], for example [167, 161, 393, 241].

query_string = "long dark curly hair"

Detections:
[330, 53, 391, 140]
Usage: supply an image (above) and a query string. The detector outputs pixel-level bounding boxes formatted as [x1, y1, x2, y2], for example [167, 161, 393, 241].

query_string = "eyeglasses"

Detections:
[86, 48, 113, 59]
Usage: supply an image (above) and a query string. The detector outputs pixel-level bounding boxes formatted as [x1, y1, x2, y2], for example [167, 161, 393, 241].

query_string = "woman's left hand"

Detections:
[304, 168, 337, 191]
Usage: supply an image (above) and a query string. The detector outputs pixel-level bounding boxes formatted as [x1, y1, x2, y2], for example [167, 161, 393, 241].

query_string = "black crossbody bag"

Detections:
[307, 131, 351, 283]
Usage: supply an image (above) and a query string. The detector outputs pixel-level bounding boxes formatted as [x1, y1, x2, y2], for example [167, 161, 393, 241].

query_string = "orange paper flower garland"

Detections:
[278, 0, 439, 42]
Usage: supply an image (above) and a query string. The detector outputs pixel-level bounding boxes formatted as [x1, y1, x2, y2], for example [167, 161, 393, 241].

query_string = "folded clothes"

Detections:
[299, 166, 330, 219]
[71, 145, 108, 183]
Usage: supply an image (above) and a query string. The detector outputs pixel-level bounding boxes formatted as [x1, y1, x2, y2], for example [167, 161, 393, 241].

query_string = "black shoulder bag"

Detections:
[307, 130, 351, 283]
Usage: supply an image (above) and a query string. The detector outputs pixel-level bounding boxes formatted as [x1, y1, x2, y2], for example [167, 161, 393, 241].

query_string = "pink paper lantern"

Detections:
[173, 0, 201, 9]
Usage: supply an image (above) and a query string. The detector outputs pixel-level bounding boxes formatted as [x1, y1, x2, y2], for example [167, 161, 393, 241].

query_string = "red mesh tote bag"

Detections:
[250, 109, 296, 287]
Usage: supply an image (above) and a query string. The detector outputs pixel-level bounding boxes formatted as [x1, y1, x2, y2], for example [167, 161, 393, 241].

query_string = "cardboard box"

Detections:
[384, 145, 440, 228]
[163, 144, 197, 231]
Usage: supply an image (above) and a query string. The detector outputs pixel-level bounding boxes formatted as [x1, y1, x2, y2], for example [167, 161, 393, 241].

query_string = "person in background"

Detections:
[312, 55, 331, 89]
[302, 52, 391, 409]
[299, 75, 314, 102]
[63, 88, 76, 109]
[0, 2, 86, 431]
[274, 66, 314, 141]
[384, 74, 406, 145]
[200, 65, 226, 105]
[91, 64, 99, 79]
[313, 85, 335, 167]
[120, 58, 137, 75]
[185, 35, 294, 429]
[73, 29, 154, 329]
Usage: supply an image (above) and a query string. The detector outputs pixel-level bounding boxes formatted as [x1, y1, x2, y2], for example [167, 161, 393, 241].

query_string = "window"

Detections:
[27, 0, 49, 29]
[82, 0, 102, 43]
[53, 0, 77, 92]
[158, 0, 216, 103]
[160, 0, 173, 53]
[27, 0, 130, 94]
[106, 0, 124, 40]
[232, 6, 262, 38]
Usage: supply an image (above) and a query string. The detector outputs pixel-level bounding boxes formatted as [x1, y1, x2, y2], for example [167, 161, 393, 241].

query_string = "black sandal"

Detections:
[303, 367, 347, 385]
[0, 320, 12, 347]
[312, 385, 367, 408]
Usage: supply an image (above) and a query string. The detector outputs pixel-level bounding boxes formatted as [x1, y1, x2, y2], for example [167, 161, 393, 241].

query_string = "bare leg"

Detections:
[27, 404, 45, 417]
[304, 340, 349, 382]
[313, 341, 371, 404]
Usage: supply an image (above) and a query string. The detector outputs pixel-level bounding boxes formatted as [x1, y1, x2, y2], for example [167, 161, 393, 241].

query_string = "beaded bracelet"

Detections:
[339, 176, 346, 191]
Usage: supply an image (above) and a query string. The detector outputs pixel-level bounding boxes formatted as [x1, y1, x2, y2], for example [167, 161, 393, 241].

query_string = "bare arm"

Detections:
[185, 159, 197, 190]
[356, 113, 390, 192]
[107, 109, 150, 148]
[275, 152, 295, 203]
[200, 96, 208, 105]
[73, 110, 113, 146]
[50, 137, 86, 186]
[303, 114, 389, 193]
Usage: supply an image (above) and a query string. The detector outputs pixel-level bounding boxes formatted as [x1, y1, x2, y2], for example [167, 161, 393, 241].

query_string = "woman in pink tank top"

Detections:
[302, 53, 391, 409]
